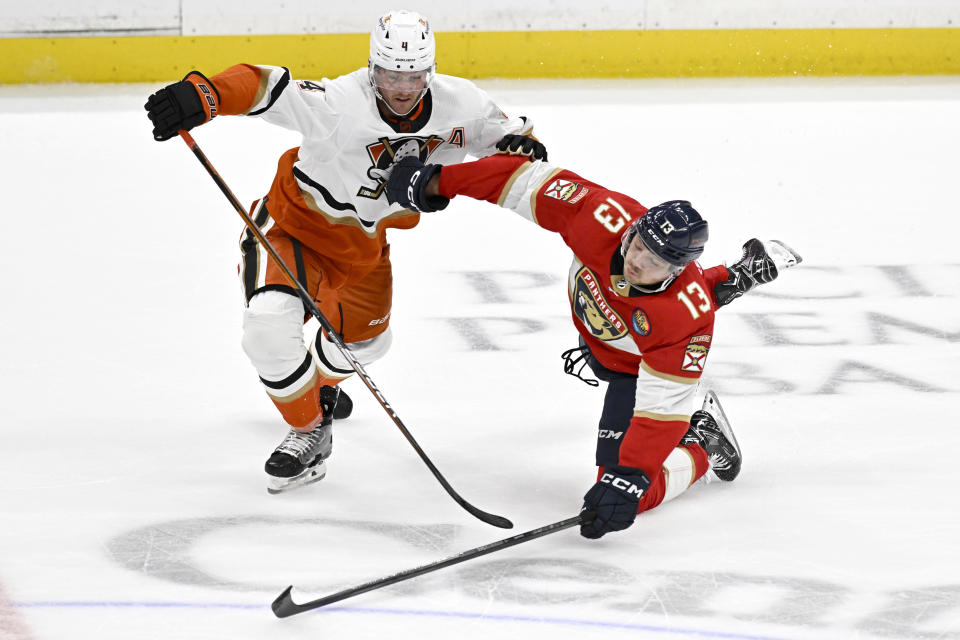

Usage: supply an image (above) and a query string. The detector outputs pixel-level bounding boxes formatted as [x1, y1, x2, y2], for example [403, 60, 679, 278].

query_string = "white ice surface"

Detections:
[1, 76, 959, 640]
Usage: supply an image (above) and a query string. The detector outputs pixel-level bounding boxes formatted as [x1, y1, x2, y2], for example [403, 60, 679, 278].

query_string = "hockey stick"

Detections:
[271, 512, 586, 618]
[178, 130, 513, 529]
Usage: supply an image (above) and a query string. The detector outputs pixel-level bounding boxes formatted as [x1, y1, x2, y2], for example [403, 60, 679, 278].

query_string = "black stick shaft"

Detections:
[271, 514, 583, 618]
[179, 130, 512, 529]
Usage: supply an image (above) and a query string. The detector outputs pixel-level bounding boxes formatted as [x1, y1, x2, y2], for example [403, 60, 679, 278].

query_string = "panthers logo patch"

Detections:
[572, 267, 628, 341]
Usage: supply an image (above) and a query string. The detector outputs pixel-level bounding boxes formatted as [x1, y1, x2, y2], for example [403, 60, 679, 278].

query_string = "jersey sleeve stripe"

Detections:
[640, 359, 700, 385]
[518, 115, 534, 136]
[528, 167, 564, 226]
[496, 161, 533, 207]
[632, 410, 692, 422]
[248, 66, 291, 116]
[491, 160, 562, 227]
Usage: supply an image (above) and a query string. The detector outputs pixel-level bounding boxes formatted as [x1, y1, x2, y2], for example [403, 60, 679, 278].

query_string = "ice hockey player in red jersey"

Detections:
[144, 10, 547, 494]
[384, 154, 801, 538]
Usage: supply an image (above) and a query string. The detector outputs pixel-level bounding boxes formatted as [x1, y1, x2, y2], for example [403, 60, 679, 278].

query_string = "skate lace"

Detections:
[276, 428, 327, 458]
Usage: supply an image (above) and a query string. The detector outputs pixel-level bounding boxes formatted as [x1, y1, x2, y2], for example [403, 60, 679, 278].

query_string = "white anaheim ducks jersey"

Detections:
[210, 64, 532, 264]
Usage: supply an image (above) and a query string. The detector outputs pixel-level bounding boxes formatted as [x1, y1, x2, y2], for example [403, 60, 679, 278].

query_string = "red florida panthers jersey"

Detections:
[439, 155, 730, 438]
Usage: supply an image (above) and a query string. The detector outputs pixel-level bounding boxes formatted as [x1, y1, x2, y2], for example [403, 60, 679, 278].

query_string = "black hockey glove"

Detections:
[384, 156, 449, 213]
[580, 465, 651, 539]
[495, 134, 548, 161]
[144, 71, 220, 141]
[714, 238, 803, 306]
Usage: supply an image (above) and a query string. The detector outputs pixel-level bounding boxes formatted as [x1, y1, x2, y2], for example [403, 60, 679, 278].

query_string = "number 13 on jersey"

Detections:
[593, 198, 631, 233]
[677, 282, 711, 319]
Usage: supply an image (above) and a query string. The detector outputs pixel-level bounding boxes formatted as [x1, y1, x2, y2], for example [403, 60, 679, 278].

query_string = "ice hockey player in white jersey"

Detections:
[144, 10, 547, 493]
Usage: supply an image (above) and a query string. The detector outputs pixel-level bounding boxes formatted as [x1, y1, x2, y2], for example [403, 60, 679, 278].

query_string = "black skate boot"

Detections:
[714, 239, 802, 306]
[681, 390, 742, 481]
[327, 384, 353, 420]
[264, 385, 352, 494]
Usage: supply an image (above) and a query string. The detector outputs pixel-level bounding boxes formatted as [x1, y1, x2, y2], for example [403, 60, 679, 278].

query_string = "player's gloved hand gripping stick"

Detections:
[177, 130, 513, 530]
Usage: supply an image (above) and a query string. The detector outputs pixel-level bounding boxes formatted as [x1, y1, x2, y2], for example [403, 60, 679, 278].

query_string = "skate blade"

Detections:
[266, 460, 328, 495]
[702, 390, 741, 456]
[765, 239, 803, 269]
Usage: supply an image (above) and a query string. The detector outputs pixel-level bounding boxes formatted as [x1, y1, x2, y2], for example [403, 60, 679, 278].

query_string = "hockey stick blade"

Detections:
[271, 514, 584, 618]
[463, 505, 512, 529]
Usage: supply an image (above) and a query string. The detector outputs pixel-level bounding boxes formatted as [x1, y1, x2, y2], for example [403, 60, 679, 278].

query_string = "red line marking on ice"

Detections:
[0, 582, 36, 640]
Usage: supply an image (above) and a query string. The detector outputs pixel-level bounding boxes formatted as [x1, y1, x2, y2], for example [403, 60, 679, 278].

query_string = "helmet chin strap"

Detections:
[628, 274, 677, 295]
[626, 262, 685, 294]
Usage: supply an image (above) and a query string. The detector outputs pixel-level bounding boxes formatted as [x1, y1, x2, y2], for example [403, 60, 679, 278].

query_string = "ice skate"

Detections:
[715, 238, 803, 305]
[762, 239, 802, 272]
[265, 386, 352, 494]
[682, 390, 742, 481]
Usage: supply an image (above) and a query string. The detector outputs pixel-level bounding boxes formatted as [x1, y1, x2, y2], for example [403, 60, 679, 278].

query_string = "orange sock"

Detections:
[269, 373, 345, 432]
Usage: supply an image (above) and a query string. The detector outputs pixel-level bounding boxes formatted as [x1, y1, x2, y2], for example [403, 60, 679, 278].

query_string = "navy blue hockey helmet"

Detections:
[623, 200, 709, 266]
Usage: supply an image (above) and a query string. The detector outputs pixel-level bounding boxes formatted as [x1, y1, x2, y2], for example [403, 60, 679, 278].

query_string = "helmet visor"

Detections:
[371, 65, 434, 92]
[624, 235, 685, 286]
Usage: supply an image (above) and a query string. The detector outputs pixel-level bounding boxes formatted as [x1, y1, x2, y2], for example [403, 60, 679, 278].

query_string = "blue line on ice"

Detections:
[15, 601, 787, 639]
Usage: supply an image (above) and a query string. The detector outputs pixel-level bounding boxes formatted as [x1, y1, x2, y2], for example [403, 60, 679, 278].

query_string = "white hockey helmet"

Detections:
[369, 10, 436, 73]
[368, 10, 436, 114]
